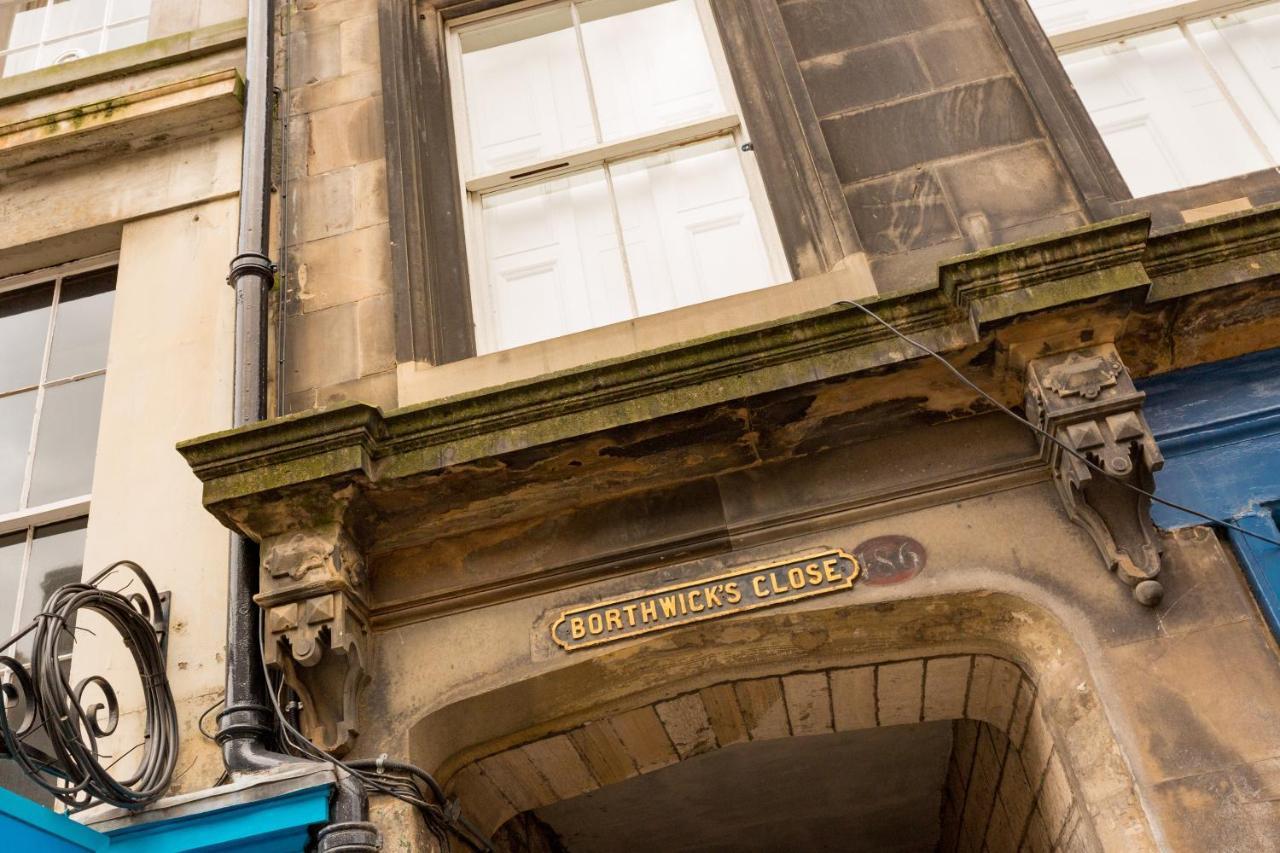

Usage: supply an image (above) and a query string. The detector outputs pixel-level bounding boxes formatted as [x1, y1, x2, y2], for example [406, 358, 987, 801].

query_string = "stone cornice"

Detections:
[1144, 201, 1280, 300]
[0, 69, 244, 176]
[940, 214, 1152, 331]
[178, 207, 1280, 523]
[180, 286, 965, 506]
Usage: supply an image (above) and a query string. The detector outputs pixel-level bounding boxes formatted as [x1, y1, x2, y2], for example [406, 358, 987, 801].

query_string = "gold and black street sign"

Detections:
[551, 549, 860, 651]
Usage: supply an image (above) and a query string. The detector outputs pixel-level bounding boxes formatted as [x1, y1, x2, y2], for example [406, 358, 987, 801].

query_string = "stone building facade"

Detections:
[3, 0, 1280, 850]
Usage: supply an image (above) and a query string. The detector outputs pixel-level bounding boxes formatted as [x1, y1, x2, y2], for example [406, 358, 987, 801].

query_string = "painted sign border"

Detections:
[550, 548, 861, 651]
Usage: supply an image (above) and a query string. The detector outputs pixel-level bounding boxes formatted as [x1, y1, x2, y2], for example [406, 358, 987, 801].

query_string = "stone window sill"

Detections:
[396, 258, 877, 408]
[0, 19, 246, 111]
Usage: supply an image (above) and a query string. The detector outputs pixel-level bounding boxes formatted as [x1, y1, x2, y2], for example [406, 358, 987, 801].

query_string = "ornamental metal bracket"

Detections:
[1025, 345, 1166, 606]
[257, 509, 371, 756]
[0, 561, 177, 810]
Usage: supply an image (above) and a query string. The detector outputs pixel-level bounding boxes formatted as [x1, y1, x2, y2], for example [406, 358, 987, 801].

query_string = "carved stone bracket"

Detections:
[257, 503, 371, 755]
[1025, 345, 1166, 606]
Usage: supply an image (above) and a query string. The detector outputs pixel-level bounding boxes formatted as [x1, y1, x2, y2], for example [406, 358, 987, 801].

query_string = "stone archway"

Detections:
[444, 655, 1096, 852]
[403, 591, 1157, 852]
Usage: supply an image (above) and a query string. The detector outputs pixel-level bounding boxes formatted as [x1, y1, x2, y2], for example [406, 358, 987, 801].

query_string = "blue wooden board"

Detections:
[1139, 348, 1280, 635]
[0, 780, 329, 853]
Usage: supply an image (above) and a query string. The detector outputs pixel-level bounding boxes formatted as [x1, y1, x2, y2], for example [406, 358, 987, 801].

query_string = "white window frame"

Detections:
[445, 0, 789, 355]
[0, 252, 115, 646]
[1041, 0, 1280, 176]
[1043, 0, 1264, 50]
[0, 0, 152, 73]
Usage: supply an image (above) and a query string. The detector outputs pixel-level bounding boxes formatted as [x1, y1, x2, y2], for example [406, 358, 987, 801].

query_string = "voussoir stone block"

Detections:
[568, 721, 637, 787]
[830, 666, 877, 731]
[924, 655, 972, 721]
[520, 735, 598, 802]
[698, 683, 749, 747]
[606, 706, 678, 773]
[734, 677, 791, 740]
[781, 672, 834, 736]
[655, 693, 718, 759]
[878, 659, 925, 726]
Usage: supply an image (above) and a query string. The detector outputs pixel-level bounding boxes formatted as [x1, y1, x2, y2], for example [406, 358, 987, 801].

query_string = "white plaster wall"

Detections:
[74, 195, 239, 792]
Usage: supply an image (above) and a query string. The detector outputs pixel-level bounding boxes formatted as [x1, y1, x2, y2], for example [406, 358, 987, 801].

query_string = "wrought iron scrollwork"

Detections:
[0, 560, 176, 811]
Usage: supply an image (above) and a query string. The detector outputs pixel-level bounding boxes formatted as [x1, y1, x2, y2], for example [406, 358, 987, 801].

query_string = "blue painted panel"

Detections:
[0, 782, 329, 853]
[1142, 347, 1280, 437]
[0, 787, 107, 852]
[105, 783, 330, 853]
[1147, 433, 1280, 529]
[1139, 348, 1280, 638]
[1228, 511, 1280, 639]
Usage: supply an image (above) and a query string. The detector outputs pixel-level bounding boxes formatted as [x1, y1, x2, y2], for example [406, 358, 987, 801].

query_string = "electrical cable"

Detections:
[0, 560, 178, 811]
[256, 611, 493, 851]
[198, 695, 225, 742]
[833, 299, 1280, 548]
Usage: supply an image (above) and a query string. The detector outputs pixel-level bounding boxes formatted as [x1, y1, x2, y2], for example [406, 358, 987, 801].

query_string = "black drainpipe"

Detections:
[223, 2, 377, 849]
[220, 0, 293, 776]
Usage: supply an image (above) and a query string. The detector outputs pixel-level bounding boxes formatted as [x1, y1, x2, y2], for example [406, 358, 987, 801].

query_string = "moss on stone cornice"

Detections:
[178, 207, 1280, 513]
[1145, 201, 1280, 300]
[940, 214, 1152, 331]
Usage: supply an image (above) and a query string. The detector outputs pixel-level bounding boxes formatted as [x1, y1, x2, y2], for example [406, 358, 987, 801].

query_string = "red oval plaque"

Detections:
[854, 536, 927, 586]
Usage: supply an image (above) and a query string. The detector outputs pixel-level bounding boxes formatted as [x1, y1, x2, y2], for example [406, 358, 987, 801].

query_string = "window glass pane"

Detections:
[43, 0, 106, 41]
[1, 0, 149, 78]
[2, 1, 49, 50]
[1062, 27, 1270, 197]
[0, 46, 38, 76]
[579, 0, 725, 141]
[0, 282, 52, 392]
[103, 16, 146, 50]
[26, 373, 104, 507]
[611, 135, 778, 316]
[459, 5, 596, 174]
[16, 517, 86, 664]
[109, 0, 149, 24]
[1191, 3, 1280, 164]
[39, 29, 96, 65]
[0, 531, 25, 636]
[0, 391, 36, 514]
[46, 268, 114, 380]
[476, 168, 629, 352]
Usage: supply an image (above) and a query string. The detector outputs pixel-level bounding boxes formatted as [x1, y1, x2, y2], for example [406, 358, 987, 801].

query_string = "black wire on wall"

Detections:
[833, 299, 1280, 548]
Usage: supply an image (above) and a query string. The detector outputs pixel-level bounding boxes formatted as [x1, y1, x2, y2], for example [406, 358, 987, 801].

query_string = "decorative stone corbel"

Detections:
[1025, 345, 1166, 606]
[256, 490, 371, 755]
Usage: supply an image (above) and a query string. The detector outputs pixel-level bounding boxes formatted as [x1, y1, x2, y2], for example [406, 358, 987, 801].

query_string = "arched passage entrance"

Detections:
[454, 655, 1091, 852]
[407, 593, 1156, 852]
